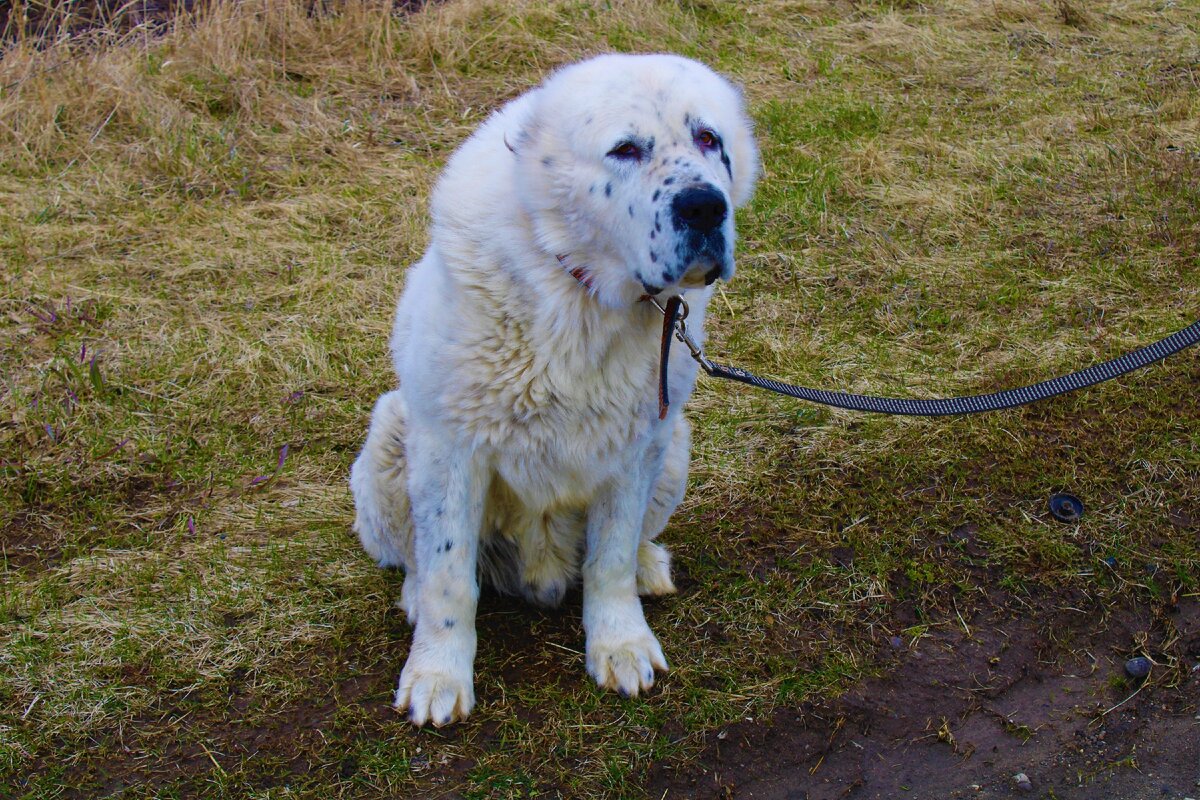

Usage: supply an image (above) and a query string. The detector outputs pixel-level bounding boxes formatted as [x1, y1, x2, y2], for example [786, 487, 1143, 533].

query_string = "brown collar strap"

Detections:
[657, 295, 684, 419]
[556, 254, 594, 290]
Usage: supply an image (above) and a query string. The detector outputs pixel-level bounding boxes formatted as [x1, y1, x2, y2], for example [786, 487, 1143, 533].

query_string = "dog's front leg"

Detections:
[583, 460, 669, 697]
[394, 424, 487, 727]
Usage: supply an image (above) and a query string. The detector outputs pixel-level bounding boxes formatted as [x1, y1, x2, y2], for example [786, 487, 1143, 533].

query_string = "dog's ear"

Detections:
[504, 126, 534, 156]
[499, 89, 544, 159]
[725, 86, 760, 209]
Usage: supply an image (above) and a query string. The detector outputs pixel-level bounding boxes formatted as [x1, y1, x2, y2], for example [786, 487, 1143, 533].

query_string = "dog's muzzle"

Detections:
[672, 186, 727, 233]
[669, 184, 731, 288]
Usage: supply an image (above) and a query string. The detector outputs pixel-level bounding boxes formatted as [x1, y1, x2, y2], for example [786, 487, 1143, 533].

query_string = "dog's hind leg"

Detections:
[350, 390, 418, 621]
[636, 416, 690, 596]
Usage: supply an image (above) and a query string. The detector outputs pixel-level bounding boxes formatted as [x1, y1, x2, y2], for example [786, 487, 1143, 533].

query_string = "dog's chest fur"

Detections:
[449, 289, 669, 508]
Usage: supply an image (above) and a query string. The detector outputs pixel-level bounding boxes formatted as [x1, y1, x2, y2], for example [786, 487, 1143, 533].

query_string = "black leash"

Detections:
[651, 298, 1200, 417]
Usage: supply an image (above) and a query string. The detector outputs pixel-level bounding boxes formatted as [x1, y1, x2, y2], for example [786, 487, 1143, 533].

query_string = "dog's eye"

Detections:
[695, 129, 720, 150]
[607, 141, 642, 161]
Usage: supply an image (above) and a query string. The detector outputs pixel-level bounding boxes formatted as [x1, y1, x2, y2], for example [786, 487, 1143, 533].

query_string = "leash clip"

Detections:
[650, 296, 715, 374]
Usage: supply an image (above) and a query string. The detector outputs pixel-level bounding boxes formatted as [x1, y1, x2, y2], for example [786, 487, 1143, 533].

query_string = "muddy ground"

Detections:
[41, 586, 1199, 799]
[646, 595, 1200, 800]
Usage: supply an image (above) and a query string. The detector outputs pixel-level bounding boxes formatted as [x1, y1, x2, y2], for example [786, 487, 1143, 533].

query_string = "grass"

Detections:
[1, 0, 1198, 797]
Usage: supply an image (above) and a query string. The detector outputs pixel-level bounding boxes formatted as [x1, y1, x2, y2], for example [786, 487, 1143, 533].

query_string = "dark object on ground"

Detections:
[1124, 656, 1152, 679]
[1049, 492, 1084, 522]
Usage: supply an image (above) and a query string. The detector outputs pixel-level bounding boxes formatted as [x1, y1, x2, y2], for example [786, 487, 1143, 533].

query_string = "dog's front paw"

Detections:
[586, 623, 668, 698]
[395, 651, 475, 727]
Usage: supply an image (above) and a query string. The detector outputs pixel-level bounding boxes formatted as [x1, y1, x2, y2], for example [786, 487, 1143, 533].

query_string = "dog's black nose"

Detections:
[672, 186, 727, 233]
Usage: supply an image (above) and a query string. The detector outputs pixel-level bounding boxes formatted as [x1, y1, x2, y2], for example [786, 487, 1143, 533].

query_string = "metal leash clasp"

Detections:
[649, 296, 715, 374]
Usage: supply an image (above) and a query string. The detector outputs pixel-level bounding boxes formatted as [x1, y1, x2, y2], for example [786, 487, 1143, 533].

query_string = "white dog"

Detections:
[350, 53, 758, 727]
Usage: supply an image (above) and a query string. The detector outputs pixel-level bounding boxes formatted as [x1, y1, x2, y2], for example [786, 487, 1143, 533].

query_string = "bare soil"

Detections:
[646, 595, 1200, 800]
[0, 513, 63, 570]
[36, 584, 1199, 799]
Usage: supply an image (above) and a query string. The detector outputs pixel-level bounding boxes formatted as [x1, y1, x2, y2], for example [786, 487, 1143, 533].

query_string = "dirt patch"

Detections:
[49, 646, 400, 797]
[14, 597, 404, 795]
[646, 597, 1200, 800]
[14, 571, 1199, 798]
[0, 511, 65, 570]
[1, 468, 193, 575]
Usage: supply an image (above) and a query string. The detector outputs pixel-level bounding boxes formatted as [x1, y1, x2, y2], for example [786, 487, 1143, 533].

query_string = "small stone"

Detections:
[1125, 657, 1152, 679]
[889, 636, 904, 649]
[1014, 772, 1034, 793]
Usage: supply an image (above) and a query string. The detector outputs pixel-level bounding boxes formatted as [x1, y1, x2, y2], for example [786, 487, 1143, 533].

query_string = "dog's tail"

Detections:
[350, 390, 414, 569]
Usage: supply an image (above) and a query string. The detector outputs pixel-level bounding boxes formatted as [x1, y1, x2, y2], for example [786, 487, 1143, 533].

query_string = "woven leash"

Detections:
[651, 298, 1200, 417]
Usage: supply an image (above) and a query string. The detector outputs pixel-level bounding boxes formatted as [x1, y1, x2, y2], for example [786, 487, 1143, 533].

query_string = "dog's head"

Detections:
[513, 54, 759, 307]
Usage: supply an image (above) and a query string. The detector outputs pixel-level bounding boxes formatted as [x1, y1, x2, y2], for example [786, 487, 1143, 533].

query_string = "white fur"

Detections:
[350, 54, 758, 727]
